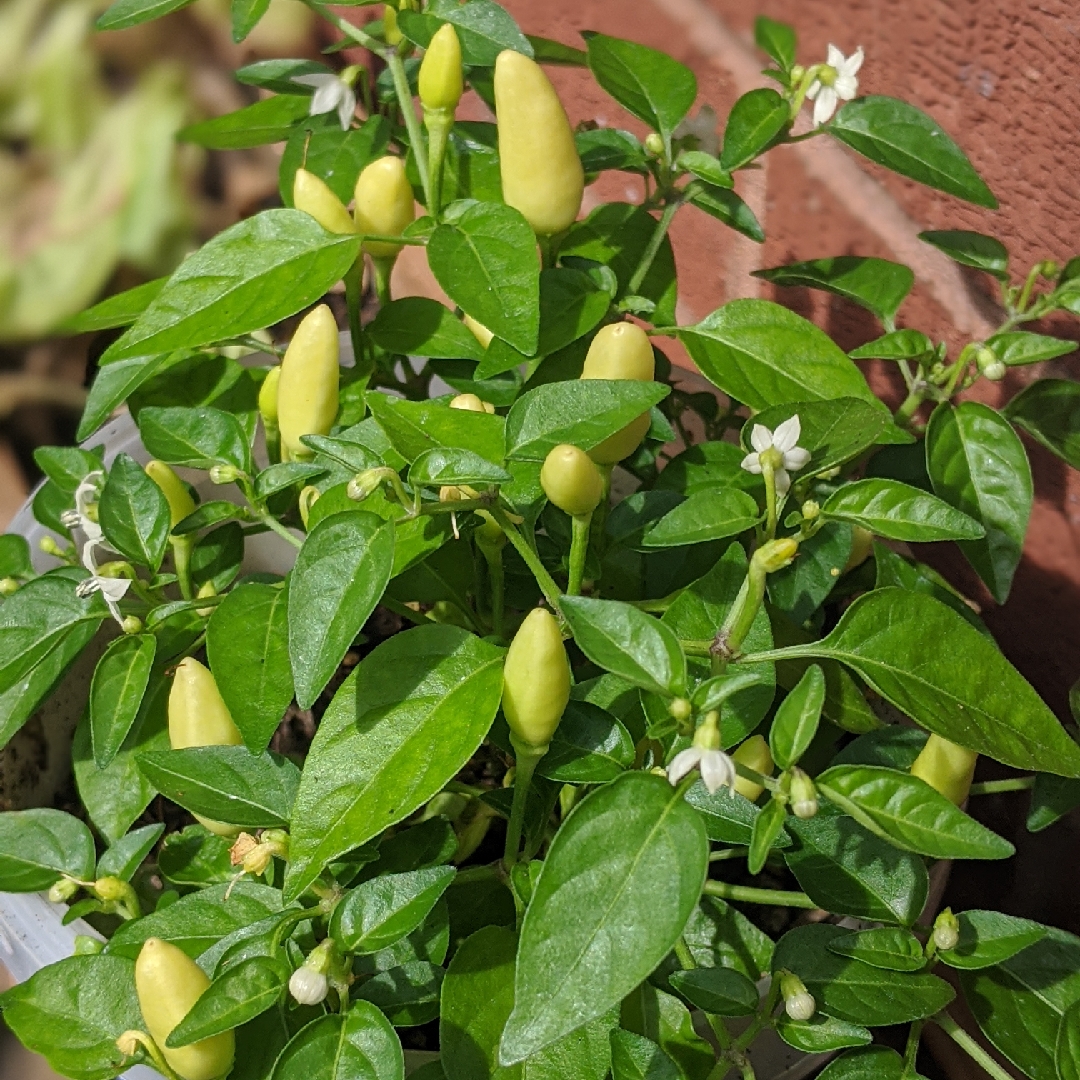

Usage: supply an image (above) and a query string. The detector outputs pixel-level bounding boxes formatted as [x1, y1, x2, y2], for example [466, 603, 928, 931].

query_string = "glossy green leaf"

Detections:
[97, 823, 164, 883]
[190, 521, 245, 593]
[356, 961, 443, 1027]
[682, 895, 774, 979]
[505, 380, 669, 462]
[77, 350, 195, 441]
[918, 229, 1008, 278]
[368, 298, 486, 362]
[769, 664, 824, 770]
[168, 956, 288, 1047]
[937, 910, 1047, 970]
[286, 626, 503, 902]
[638, 488, 759, 547]
[747, 796, 787, 874]
[747, 588, 1080, 776]
[239, 58, 331, 95]
[138, 405, 252, 473]
[679, 300, 881, 412]
[754, 257, 913, 326]
[137, 745, 300, 827]
[171, 500, 245, 536]
[288, 510, 395, 710]
[827, 927, 925, 971]
[620, 983, 713, 1080]
[560, 596, 687, 697]
[926, 401, 1032, 602]
[207, 582, 293, 753]
[178, 94, 313, 149]
[610, 1030, 681, 1080]
[0, 534, 33, 579]
[255, 462, 326, 499]
[500, 773, 708, 1063]
[772, 924, 953, 1025]
[1004, 378, 1080, 469]
[271, 1000, 404, 1080]
[873, 542, 989, 634]
[822, 477, 985, 542]
[684, 783, 788, 849]
[828, 97, 997, 208]
[0, 809, 96, 892]
[585, 34, 696, 143]
[987, 330, 1077, 366]
[89, 633, 156, 768]
[1027, 772, 1080, 832]
[0, 955, 142, 1080]
[402, 0, 532, 65]
[669, 966, 758, 1017]
[409, 448, 511, 488]
[816, 1047, 905, 1080]
[768, 521, 853, 620]
[773, 1013, 872, 1054]
[98, 453, 171, 570]
[231, 0, 270, 41]
[1058, 999, 1080, 1080]
[103, 210, 361, 362]
[158, 825, 236, 888]
[754, 16, 796, 71]
[687, 184, 764, 242]
[848, 329, 934, 361]
[33, 447, 103, 494]
[366, 392, 506, 465]
[535, 700, 634, 783]
[785, 808, 928, 926]
[428, 202, 540, 356]
[280, 116, 392, 207]
[720, 88, 789, 171]
[96, 0, 194, 30]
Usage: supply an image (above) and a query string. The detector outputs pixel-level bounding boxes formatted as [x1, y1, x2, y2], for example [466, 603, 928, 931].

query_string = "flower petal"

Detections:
[826, 44, 845, 69]
[750, 424, 774, 453]
[806, 80, 822, 101]
[667, 748, 702, 787]
[772, 415, 802, 452]
[835, 74, 858, 101]
[310, 79, 343, 117]
[843, 46, 865, 76]
[98, 578, 132, 603]
[813, 87, 838, 127]
[740, 452, 763, 475]
[774, 468, 792, 497]
[291, 73, 337, 90]
[336, 87, 356, 131]
[700, 750, 736, 795]
[783, 447, 811, 471]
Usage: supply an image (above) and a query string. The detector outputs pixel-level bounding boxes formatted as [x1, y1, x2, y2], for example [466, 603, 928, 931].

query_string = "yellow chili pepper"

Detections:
[502, 607, 570, 750]
[354, 156, 415, 259]
[145, 461, 195, 528]
[842, 527, 874, 573]
[293, 168, 356, 235]
[732, 735, 773, 802]
[419, 23, 463, 113]
[135, 938, 235, 1080]
[383, 3, 402, 46]
[277, 304, 340, 463]
[911, 733, 978, 806]
[540, 444, 604, 517]
[258, 367, 280, 428]
[580, 322, 656, 464]
[463, 314, 494, 349]
[450, 392, 495, 414]
[494, 50, 584, 236]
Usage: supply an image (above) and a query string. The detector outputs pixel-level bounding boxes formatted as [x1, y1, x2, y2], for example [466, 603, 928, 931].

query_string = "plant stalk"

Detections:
[567, 512, 592, 596]
[702, 881, 816, 908]
[504, 740, 547, 868]
[931, 1013, 1015, 1080]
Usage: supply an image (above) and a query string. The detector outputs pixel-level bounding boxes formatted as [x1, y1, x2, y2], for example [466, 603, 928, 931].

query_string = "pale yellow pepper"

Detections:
[277, 304, 340, 462]
[354, 156, 416, 259]
[540, 444, 604, 517]
[502, 607, 571, 750]
[732, 735, 773, 802]
[911, 733, 978, 806]
[293, 167, 356, 235]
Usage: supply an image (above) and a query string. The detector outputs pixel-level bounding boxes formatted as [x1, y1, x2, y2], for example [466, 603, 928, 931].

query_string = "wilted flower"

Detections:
[292, 72, 357, 131]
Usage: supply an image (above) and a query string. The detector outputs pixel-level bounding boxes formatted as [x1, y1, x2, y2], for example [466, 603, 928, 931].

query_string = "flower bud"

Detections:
[540, 444, 604, 517]
[502, 608, 571, 750]
[779, 971, 816, 1021]
[39, 536, 63, 556]
[354, 156, 416, 259]
[463, 314, 494, 349]
[580, 322, 655, 464]
[910, 733, 978, 806]
[289, 965, 329, 1006]
[932, 908, 961, 952]
[121, 615, 144, 635]
[752, 537, 799, 574]
[348, 468, 389, 503]
[0, 577, 19, 596]
[195, 582, 217, 618]
[383, 3, 402, 46]
[669, 697, 692, 724]
[208, 464, 241, 486]
[644, 132, 664, 157]
[800, 500, 819, 521]
[494, 50, 584, 236]
[293, 167, 356, 235]
[74, 935, 104, 955]
[788, 766, 819, 819]
[115, 1031, 144, 1058]
[135, 937, 235, 1080]
[419, 23, 463, 113]
[258, 366, 280, 428]
[229, 832, 259, 867]
[277, 304, 340, 462]
[93, 876, 128, 903]
[145, 460, 196, 529]
[692, 710, 722, 751]
[732, 735, 773, 802]
[450, 392, 495, 414]
[48, 877, 79, 903]
[298, 485, 321, 528]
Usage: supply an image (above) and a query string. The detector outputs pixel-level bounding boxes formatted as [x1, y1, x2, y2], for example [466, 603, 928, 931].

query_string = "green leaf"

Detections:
[816, 1047, 905, 1080]
[584, 34, 696, 144]
[280, 116, 392, 207]
[747, 797, 786, 874]
[773, 924, 954, 1025]
[331, 867, 455, 954]
[918, 229, 1008, 278]
[255, 462, 326, 500]
[1060, 1000, 1080, 1080]
[288, 510, 395, 710]
[1027, 772, 1080, 832]
[684, 783, 789, 849]
[60, 278, 167, 333]
[77, 350, 194, 441]
[668, 967, 758, 1016]
[104, 210, 361, 362]
[285, 626, 503, 901]
[578, 129, 648, 176]
[687, 185, 764, 242]
[986, 330, 1077, 366]
[560, 596, 687, 697]
[0, 955, 142, 1080]
[409, 448, 511, 488]
[499, 773, 708, 1063]
[428, 201, 540, 356]
[356, 961, 443, 1027]
[96, 822, 164, 882]
[679, 300, 882, 412]
[620, 985, 713, 1080]
[368, 298, 486, 361]
[720, 88, 789, 171]
[190, 522, 245, 592]
[1004, 378, 1080, 469]
[827, 927, 926, 971]
[366, 390, 506, 465]
[849, 329, 934, 361]
[178, 94, 313, 149]
[676, 150, 731, 188]
[168, 955, 287, 1048]
[610, 1030, 681, 1080]
[33, 447, 103, 494]
[98, 453, 171, 570]
[96, 0, 194, 30]
[138, 405, 253, 472]
[527, 33, 587, 66]
[784, 808, 928, 926]
[404, 0, 532, 65]
[752, 257, 914, 326]
[207, 583, 293, 753]
[89, 633, 156, 768]
[271, 1000, 404, 1080]
[937, 910, 1047, 970]
[828, 97, 997, 208]
[637, 488, 759, 547]
[505, 379, 668, 462]
[753, 16, 796, 71]
[749, 588, 1080, 776]
[0, 809, 96, 892]
[775, 1013, 871, 1054]
[231, 0, 270, 42]
[822, 477, 984, 542]
[171, 500, 244, 536]
[236, 58, 333, 95]
[137, 745, 300, 827]
[158, 824, 235, 887]
[926, 401, 1032, 602]
[536, 700, 634, 783]
[960, 928, 1080, 1080]
[0, 534, 33, 579]
[769, 664, 824, 770]
[682, 895, 774, 979]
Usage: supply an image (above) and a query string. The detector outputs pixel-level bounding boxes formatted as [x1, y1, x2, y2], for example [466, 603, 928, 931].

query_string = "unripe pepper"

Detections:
[732, 735, 773, 801]
[277, 304, 339, 462]
[580, 323, 656, 464]
[258, 366, 280, 428]
[354, 156, 415, 259]
[502, 607, 570, 751]
[910, 733, 978, 806]
[842, 526, 874, 573]
[494, 50, 584, 236]
[145, 461, 195, 528]
[135, 937, 235, 1080]
[450, 392, 495, 414]
[382, 4, 402, 46]
[463, 314, 494, 349]
[293, 168, 356, 235]
[419, 23, 463, 113]
[540, 444, 604, 517]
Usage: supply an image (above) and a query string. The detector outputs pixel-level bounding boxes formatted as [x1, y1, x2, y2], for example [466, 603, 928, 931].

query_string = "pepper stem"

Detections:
[423, 108, 453, 220]
[172, 537, 194, 601]
[567, 511, 592, 596]
[344, 257, 370, 384]
[504, 737, 547, 869]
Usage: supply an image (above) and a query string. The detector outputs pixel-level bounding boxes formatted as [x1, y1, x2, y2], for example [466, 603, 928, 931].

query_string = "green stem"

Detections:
[894, 388, 925, 430]
[731, 978, 781, 1054]
[1015, 262, 1043, 314]
[483, 545, 506, 640]
[387, 50, 430, 207]
[372, 255, 395, 307]
[567, 512, 592, 596]
[172, 537, 193, 601]
[702, 881, 816, 908]
[674, 935, 697, 970]
[504, 739, 546, 868]
[258, 513, 303, 550]
[902, 1019, 924, 1077]
[490, 508, 564, 613]
[931, 1013, 1015, 1080]
[628, 197, 682, 295]
[709, 846, 749, 862]
[762, 462, 778, 541]
[424, 109, 453, 219]
[344, 257, 369, 384]
[969, 776, 1035, 796]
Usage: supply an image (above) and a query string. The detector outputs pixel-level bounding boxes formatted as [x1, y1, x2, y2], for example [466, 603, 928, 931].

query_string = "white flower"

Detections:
[740, 415, 811, 496]
[806, 45, 863, 127]
[667, 746, 737, 795]
[61, 471, 106, 545]
[75, 543, 131, 627]
[673, 104, 719, 156]
[291, 73, 356, 131]
[289, 966, 329, 1006]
